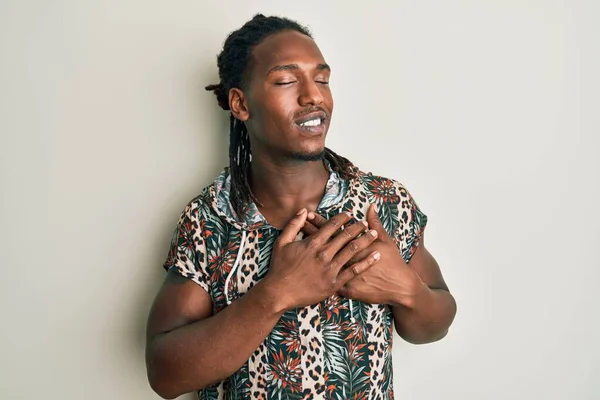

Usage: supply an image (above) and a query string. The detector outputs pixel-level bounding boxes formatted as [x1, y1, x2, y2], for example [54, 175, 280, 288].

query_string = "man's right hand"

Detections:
[263, 208, 381, 311]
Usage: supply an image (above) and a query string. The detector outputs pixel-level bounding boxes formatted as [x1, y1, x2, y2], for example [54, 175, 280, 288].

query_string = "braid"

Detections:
[228, 115, 260, 215]
[324, 148, 358, 181]
[206, 14, 355, 216]
[204, 83, 229, 111]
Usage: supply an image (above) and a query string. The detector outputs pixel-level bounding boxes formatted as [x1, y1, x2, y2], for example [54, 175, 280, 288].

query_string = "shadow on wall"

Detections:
[126, 57, 230, 399]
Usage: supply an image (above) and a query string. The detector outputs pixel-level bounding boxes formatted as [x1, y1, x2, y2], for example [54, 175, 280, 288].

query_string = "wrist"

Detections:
[254, 277, 291, 315]
[391, 271, 431, 310]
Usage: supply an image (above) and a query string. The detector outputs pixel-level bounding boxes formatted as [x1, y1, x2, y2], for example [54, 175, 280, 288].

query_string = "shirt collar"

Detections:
[213, 161, 348, 230]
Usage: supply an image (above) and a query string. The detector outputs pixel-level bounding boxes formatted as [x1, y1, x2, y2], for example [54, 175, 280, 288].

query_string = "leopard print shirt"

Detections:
[164, 164, 427, 400]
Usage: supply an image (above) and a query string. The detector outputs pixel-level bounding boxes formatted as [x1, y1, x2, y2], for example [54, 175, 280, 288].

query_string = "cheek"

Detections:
[323, 89, 334, 110]
[247, 88, 291, 122]
[251, 101, 285, 127]
[249, 103, 294, 140]
[265, 98, 297, 126]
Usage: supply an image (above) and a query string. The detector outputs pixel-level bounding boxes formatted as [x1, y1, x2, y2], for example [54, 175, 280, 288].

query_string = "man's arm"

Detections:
[305, 206, 457, 345]
[390, 237, 457, 344]
[145, 210, 381, 399]
[145, 270, 286, 399]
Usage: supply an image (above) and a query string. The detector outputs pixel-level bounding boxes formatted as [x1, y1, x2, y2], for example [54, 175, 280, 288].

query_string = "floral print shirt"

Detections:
[164, 162, 427, 400]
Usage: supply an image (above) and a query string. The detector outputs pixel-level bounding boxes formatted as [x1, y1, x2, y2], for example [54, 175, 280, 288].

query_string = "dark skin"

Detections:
[146, 31, 380, 399]
[229, 30, 334, 227]
[303, 205, 457, 344]
[146, 30, 456, 398]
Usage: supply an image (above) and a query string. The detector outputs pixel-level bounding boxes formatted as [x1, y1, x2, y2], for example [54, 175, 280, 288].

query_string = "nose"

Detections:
[298, 79, 324, 106]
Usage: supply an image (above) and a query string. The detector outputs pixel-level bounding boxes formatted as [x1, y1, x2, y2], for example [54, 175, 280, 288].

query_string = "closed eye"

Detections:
[274, 81, 297, 86]
[316, 80, 329, 85]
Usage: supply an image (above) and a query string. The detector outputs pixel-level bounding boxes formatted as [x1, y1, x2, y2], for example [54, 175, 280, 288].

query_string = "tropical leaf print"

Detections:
[366, 176, 401, 204]
[322, 295, 347, 325]
[267, 309, 303, 400]
[378, 203, 398, 240]
[207, 238, 238, 282]
[227, 370, 247, 400]
[322, 321, 350, 379]
[270, 350, 303, 399]
[174, 166, 426, 399]
[401, 198, 427, 262]
[269, 319, 301, 355]
[343, 300, 371, 343]
[347, 362, 370, 395]
[350, 391, 370, 400]
[197, 387, 219, 400]
[257, 228, 277, 280]
[207, 230, 240, 307]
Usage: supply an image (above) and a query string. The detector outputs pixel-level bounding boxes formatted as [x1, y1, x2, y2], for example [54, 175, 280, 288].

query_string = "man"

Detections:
[146, 14, 456, 400]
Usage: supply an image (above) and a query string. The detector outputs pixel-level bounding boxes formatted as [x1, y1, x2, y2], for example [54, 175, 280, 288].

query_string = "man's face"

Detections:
[242, 30, 334, 162]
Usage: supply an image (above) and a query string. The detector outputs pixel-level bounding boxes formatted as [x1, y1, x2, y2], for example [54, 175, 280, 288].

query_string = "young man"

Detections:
[146, 14, 456, 400]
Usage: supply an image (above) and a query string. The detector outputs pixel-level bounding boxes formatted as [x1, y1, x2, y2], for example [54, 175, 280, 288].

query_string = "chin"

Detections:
[290, 149, 325, 162]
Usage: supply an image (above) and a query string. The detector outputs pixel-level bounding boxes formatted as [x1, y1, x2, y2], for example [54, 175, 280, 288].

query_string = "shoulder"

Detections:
[354, 170, 415, 208]
[176, 184, 218, 226]
[354, 170, 428, 250]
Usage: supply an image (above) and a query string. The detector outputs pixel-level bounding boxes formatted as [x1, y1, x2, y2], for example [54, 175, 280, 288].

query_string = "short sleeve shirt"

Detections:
[164, 167, 427, 400]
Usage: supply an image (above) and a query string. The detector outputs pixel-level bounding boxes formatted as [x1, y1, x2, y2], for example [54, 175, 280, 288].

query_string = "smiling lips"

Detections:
[294, 111, 327, 133]
[300, 118, 322, 127]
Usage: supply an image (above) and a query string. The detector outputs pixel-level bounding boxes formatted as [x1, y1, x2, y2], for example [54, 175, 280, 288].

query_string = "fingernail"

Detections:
[308, 212, 315, 220]
[373, 203, 378, 212]
[370, 229, 378, 237]
[373, 252, 381, 260]
[297, 208, 306, 215]
[361, 221, 368, 228]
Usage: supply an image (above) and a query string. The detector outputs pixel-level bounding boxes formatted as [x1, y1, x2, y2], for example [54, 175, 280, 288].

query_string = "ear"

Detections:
[229, 88, 250, 121]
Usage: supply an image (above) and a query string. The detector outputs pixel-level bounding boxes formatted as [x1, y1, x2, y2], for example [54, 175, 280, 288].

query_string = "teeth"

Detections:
[300, 118, 321, 127]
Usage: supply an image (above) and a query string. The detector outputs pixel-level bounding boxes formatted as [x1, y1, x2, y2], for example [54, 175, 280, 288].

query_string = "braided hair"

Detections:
[206, 14, 356, 217]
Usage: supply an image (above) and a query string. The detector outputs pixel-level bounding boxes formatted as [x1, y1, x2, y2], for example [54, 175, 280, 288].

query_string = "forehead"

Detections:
[250, 30, 327, 78]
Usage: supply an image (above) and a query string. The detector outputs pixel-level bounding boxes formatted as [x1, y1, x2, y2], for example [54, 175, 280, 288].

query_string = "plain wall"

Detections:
[1, 0, 599, 399]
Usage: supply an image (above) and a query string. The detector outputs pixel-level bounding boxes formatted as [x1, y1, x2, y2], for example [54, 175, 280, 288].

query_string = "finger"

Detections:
[309, 212, 361, 239]
[301, 221, 319, 236]
[277, 208, 308, 246]
[307, 212, 328, 228]
[345, 247, 371, 267]
[367, 203, 386, 237]
[326, 220, 369, 255]
[331, 228, 379, 269]
[305, 212, 352, 247]
[308, 212, 344, 239]
[337, 251, 381, 286]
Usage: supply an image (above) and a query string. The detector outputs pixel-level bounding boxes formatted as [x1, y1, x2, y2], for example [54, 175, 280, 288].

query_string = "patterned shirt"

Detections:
[163, 162, 427, 400]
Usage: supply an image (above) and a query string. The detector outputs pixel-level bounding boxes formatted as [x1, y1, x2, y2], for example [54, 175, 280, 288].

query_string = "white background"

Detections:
[1, 1, 598, 399]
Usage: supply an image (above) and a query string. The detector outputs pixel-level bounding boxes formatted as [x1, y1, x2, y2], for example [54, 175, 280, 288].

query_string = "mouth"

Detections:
[294, 111, 328, 134]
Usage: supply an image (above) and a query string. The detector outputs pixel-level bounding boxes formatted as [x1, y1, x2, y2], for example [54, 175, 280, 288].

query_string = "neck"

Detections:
[249, 152, 330, 227]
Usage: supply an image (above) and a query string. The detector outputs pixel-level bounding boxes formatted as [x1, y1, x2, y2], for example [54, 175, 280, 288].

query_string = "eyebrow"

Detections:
[267, 63, 331, 75]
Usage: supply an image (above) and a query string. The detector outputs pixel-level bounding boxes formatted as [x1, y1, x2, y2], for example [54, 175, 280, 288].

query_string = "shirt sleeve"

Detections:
[163, 201, 210, 292]
[397, 185, 428, 263]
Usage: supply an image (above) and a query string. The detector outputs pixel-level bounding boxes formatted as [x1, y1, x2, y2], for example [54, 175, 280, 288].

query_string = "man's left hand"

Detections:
[303, 204, 428, 306]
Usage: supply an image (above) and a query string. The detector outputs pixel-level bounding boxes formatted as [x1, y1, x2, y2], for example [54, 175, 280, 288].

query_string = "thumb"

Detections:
[367, 203, 385, 236]
[278, 208, 308, 246]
